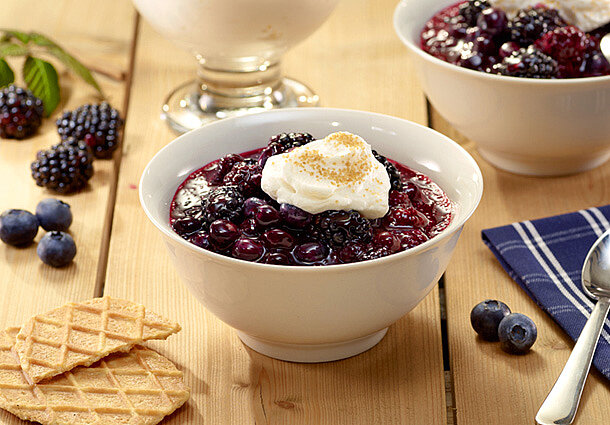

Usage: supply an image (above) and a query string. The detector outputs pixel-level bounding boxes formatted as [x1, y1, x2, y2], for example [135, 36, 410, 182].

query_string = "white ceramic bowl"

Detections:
[394, 0, 610, 176]
[140, 108, 483, 362]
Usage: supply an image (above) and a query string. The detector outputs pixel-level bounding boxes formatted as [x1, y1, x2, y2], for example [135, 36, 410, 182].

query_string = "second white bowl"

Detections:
[394, 0, 610, 176]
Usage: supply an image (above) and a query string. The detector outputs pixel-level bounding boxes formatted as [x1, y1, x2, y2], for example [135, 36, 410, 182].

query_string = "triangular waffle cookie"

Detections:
[0, 328, 190, 424]
[15, 297, 181, 383]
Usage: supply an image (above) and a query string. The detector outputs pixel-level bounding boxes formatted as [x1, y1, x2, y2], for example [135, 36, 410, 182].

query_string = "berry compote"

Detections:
[420, 1, 610, 78]
[169, 133, 453, 266]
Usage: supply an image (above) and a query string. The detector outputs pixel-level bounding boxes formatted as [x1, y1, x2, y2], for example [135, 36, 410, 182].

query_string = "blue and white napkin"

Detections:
[482, 206, 610, 380]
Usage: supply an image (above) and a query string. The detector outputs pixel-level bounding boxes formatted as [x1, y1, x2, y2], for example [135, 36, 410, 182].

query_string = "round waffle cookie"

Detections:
[0, 328, 190, 425]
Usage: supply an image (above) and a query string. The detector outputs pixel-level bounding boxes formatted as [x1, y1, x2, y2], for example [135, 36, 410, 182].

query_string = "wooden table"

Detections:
[1, 0, 608, 423]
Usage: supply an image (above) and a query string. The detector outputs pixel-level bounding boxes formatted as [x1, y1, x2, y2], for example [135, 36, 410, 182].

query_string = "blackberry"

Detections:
[310, 210, 372, 248]
[209, 153, 243, 184]
[494, 45, 559, 78]
[372, 150, 403, 191]
[534, 26, 596, 78]
[202, 186, 244, 224]
[0, 85, 44, 139]
[258, 132, 314, 168]
[56, 102, 123, 159]
[222, 161, 262, 197]
[458, 0, 491, 26]
[508, 6, 566, 46]
[268, 132, 314, 150]
[31, 139, 94, 193]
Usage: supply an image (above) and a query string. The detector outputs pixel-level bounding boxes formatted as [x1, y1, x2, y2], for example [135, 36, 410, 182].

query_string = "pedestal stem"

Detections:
[197, 61, 284, 110]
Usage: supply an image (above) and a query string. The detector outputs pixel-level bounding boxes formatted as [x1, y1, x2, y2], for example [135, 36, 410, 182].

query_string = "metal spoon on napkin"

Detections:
[535, 229, 610, 425]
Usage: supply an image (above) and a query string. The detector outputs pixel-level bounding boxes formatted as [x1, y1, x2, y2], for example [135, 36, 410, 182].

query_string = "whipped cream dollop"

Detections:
[490, 0, 610, 32]
[261, 132, 391, 219]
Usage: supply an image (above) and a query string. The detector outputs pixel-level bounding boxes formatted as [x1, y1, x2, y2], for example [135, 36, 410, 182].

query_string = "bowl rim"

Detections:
[393, 0, 610, 85]
[139, 107, 484, 272]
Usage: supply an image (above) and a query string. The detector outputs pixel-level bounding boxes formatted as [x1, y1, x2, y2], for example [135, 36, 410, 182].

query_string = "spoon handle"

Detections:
[535, 298, 610, 425]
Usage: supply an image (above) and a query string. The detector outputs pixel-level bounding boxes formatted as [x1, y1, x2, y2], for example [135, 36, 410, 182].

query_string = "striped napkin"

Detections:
[482, 206, 610, 380]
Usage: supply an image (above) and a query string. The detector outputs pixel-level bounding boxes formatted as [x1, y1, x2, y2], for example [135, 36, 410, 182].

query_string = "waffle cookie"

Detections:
[14, 297, 181, 383]
[0, 327, 190, 425]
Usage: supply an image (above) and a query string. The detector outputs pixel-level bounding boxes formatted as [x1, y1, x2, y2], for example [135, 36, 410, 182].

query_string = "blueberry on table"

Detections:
[0, 209, 39, 246]
[470, 299, 511, 341]
[498, 313, 537, 354]
[35, 199, 73, 231]
[37, 231, 76, 267]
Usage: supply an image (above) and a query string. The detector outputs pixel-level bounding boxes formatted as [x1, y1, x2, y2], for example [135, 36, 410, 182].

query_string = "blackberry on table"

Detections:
[507, 6, 566, 46]
[310, 210, 372, 248]
[0, 85, 44, 140]
[458, 0, 491, 26]
[494, 45, 559, 79]
[31, 139, 94, 193]
[202, 186, 245, 224]
[372, 150, 403, 191]
[56, 102, 124, 159]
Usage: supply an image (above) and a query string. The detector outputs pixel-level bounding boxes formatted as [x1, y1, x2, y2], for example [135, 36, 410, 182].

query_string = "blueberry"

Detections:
[209, 219, 239, 249]
[254, 205, 280, 227]
[279, 203, 312, 228]
[0, 209, 39, 246]
[499, 41, 520, 59]
[37, 231, 76, 267]
[244, 197, 267, 217]
[232, 238, 265, 262]
[476, 7, 507, 36]
[470, 299, 511, 341]
[35, 199, 73, 231]
[498, 313, 537, 354]
[293, 242, 328, 264]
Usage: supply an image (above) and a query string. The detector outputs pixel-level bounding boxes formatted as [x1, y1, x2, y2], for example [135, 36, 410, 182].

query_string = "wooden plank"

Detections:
[0, 1, 136, 422]
[432, 109, 610, 424]
[103, 0, 447, 423]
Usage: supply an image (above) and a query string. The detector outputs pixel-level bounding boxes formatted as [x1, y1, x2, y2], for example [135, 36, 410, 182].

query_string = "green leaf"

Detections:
[23, 56, 60, 117]
[45, 45, 103, 95]
[0, 42, 29, 57]
[28, 32, 58, 48]
[1, 29, 30, 44]
[0, 59, 14, 87]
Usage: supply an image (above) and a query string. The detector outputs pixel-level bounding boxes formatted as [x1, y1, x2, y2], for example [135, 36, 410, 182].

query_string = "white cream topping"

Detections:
[261, 132, 391, 219]
[490, 0, 610, 32]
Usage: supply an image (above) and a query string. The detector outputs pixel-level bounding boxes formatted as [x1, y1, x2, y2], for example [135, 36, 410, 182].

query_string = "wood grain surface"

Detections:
[103, 1, 447, 424]
[2, 0, 609, 424]
[0, 1, 134, 332]
[0, 0, 136, 423]
[431, 110, 610, 424]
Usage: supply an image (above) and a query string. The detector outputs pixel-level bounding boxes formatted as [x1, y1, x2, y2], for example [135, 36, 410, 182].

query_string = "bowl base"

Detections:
[478, 147, 610, 176]
[161, 78, 320, 134]
[237, 328, 389, 363]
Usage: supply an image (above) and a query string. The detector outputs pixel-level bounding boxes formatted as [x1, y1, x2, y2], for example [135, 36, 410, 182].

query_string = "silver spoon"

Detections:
[536, 229, 610, 425]
[601, 33, 610, 63]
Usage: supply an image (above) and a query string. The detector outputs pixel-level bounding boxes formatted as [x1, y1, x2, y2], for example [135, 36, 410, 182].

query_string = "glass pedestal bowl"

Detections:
[132, 0, 340, 133]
